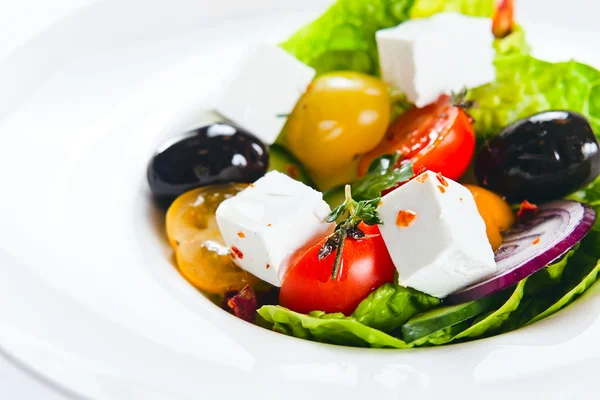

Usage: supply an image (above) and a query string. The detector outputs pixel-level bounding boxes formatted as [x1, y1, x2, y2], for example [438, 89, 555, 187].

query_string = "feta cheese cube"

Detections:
[216, 171, 333, 286]
[216, 44, 316, 145]
[376, 12, 495, 107]
[377, 171, 496, 298]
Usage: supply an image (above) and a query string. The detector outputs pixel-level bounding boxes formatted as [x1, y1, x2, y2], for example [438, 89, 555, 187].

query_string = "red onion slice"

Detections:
[446, 200, 596, 304]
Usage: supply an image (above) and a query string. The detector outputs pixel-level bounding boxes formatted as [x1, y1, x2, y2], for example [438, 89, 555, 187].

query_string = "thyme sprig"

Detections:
[319, 185, 383, 280]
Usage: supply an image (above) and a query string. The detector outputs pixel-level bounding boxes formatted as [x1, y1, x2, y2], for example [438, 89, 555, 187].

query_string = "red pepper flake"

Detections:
[230, 246, 244, 260]
[437, 185, 446, 194]
[224, 285, 257, 323]
[459, 197, 464, 202]
[249, 183, 255, 188]
[237, 232, 245, 238]
[396, 210, 417, 227]
[416, 173, 429, 184]
[518, 200, 538, 220]
[267, 223, 272, 227]
[266, 264, 271, 269]
[532, 237, 541, 245]
[285, 164, 298, 180]
[436, 172, 449, 187]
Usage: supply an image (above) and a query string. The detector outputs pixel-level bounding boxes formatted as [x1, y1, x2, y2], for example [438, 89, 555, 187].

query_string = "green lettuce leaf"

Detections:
[497, 247, 579, 331]
[257, 306, 410, 348]
[493, 25, 530, 56]
[410, 280, 524, 346]
[529, 259, 600, 324]
[469, 55, 600, 139]
[528, 229, 600, 323]
[351, 283, 440, 333]
[281, 0, 415, 76]
[569, 174, 600, 204]
[410, 0, 494, 18]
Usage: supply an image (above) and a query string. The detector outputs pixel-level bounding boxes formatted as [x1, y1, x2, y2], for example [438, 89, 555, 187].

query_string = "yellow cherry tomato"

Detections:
[166, 184, 260, 294]
[285, 72, 390, 188]
[466, 185, 515, 251]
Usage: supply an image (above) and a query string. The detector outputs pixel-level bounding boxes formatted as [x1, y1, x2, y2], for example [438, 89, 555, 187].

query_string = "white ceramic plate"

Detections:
[1, 0, 600, 398]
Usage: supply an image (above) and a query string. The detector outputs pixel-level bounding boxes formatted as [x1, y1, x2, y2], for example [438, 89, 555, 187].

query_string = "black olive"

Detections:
[475, 111, 600, 203]
[148, 123, 269, 205]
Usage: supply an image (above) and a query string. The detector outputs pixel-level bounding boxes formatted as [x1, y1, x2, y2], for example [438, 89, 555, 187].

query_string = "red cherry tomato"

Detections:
[279, 223, 396, 316]
[358, 95, 475, 182]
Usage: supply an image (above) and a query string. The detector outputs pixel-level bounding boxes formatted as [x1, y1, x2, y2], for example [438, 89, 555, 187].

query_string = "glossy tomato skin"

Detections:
[358, 95, 475, 182]
[279, 223, 396, 316]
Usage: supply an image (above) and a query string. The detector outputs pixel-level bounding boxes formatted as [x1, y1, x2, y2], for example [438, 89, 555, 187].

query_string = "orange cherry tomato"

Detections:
[466, 185, 515, 251]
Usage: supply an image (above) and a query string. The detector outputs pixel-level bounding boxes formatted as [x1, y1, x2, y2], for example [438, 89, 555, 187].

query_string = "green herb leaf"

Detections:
[326, 203, 348, 223]
[352, 153, 414, 200]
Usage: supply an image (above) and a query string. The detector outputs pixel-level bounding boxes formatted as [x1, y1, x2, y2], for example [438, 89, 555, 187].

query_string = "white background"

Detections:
[0, 2, 93, 398]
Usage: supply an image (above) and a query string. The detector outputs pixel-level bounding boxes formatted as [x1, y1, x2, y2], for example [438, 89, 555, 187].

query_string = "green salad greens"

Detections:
[469, 56, 600, 140]
[258, 0, 600, 348]
[281, 0, 415, 76]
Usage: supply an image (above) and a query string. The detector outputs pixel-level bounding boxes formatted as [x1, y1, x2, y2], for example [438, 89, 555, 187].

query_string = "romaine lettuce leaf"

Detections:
[352, 283, 440, 333]
[493, 25, 530, 56]
[257, 306, 410, 348]
[569, 175, 600, 204]
[529, 229, 600, 320]
[281, 0, 416, 76]
[501, 231, 600, 330]
[410, 0, 495, 18]
[410, 280, 524, 345]
[529, 259, 600, 324]
[468, 55, 600, 139]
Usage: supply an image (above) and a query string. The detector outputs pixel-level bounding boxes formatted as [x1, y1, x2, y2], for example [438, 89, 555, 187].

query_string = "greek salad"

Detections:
[147, 0, 600, 348]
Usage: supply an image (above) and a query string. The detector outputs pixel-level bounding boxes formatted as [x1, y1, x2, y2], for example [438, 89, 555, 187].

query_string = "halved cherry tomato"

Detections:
[279, 223, 396, 316]
[358, 95, 475, 182]
[166, 185, 261, 294]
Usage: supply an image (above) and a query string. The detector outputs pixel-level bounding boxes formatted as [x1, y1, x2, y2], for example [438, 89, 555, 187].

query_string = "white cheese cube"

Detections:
[216, 43, 316, 145]
[376, 12, 495, 107]
[216, 171, 333, 287]
[377, 171, 496, 298]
